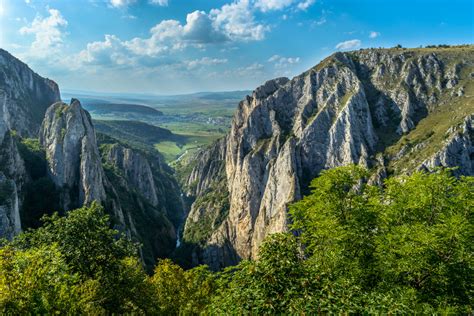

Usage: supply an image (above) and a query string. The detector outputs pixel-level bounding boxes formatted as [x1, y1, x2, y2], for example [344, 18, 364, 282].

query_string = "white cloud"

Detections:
[369, 31, 380, 38]
[254, 0, 316, 12]
[310, 16, 326, 28]
[229, 62, 265, 78]
[59, 0, 316, 73]
[77, 34, 133, 66]
[210, 0, 269, 41]
[109, 0, 137, 8]
[254, 0, 294, 12]
[183, 10, 228, 43]
[19, 9, 68, 57]
[87, 0, 270, 65]
[150, 0, 168, 6]
[268, 54, 300, 68]
[297, 0, 315, 10]
[185, 57, 228, 69]
[335, 39, 361, 50]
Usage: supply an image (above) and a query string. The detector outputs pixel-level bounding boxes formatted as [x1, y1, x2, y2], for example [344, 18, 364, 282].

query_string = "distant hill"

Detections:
[93, 120, 186, 149]
[84, 103, 163, 116]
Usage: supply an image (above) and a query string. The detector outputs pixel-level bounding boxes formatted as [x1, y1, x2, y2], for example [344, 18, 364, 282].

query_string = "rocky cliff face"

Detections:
[98, 139, 182, 267]
[421, 115, 473, 175]
[183, 46, 474, 269]
[0, 49, 60, 140]
[39, 100, 181, 268]
[0, 172, 21, 239]
[0, 49, 59, 239]
[0, 47, 183, 265]
[40, 99, 106, 210]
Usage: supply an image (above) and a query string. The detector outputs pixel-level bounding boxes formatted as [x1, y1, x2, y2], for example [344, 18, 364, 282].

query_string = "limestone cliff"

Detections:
[0, 172, 21, 239]
[39, 100, 180, 267]
[98, 138, 182, 267]
[0, 49, 60, 140]
[183, 46, 474, 269]
[40, 99, 106, 210]
[0, 49, 59, 239]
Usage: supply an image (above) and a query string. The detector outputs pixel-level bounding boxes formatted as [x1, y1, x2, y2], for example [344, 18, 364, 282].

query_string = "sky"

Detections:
[0, 0, 473, 94]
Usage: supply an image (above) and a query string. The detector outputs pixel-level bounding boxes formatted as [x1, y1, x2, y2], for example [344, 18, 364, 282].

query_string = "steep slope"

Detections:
[182, 45, 474, 269]
[0, 49, 60, 239]
[40, 100, 182, 268]
[0, 49, 184, 266]
[40, 99, 106, 210]
[99, 140, 183, 267]
[0, 49, 60, 139]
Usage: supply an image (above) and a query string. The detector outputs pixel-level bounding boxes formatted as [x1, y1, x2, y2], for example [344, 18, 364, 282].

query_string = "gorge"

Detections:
[0, 45, 473, 271]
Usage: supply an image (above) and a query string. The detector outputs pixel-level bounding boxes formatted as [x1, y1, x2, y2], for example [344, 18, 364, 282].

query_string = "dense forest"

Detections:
[1, 166, 472, 314]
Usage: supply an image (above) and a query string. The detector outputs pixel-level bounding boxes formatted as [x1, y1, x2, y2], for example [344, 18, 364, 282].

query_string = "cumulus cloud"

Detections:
[183, 10, 228, 43]
[268, 54, 300, 68]
[369, 31, 380, 38]
[19, 8, 68, 57]
[78, 0, 272, 67]
[335, 39, 361, 50]
[77, 34, 133, 66]
[210, 0, 268, 41]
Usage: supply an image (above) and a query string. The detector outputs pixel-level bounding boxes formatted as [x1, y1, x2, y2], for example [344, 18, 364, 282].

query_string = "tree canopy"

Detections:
[0, 167, 472, 314]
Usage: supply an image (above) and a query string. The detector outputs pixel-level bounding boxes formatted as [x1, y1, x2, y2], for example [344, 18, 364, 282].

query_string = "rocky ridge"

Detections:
[182, 46, 474, 270]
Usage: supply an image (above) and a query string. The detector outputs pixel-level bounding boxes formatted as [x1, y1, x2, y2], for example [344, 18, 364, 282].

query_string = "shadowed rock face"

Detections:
[40, 99, 106, 210]
[104, 144, 160, 207]
[184, 47, 474, 269]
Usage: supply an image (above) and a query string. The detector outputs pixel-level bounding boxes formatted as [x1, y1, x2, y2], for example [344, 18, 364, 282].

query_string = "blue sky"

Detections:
[0, 0, 473, 94]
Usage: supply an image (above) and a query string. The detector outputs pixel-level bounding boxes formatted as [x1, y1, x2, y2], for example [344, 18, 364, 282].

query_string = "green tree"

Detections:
[289, 166, 473, 313]
[210, 233, 311, 314]
[10, 202, 151, 313]
[150, 258, 216, 315]
[0, 245, 101, 314]
[375, 170, 473, 309]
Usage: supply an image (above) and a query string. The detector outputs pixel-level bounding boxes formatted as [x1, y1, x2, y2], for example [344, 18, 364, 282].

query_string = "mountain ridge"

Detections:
[180, 45, 474, 269]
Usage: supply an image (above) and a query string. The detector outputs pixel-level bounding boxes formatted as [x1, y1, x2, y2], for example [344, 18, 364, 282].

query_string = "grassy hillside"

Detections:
[93, 119, 220, 162]
[379, 46, 474, 173]
[72, 91, 250, 163]
[83, 103, 163, 117]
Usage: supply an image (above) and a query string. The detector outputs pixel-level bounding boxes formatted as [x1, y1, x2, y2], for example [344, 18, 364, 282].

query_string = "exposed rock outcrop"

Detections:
[104, 144, 160, 206]
[183, 46, 474, 269]
[0, 172, 21, 240]
[0, 49, 182, 266]
[0, 49, 60, 141]
[99, 140, 182, 268]
[421, 115, 474, 175]
[40, 99, 106, 209]
[0, 49, 58, 239]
